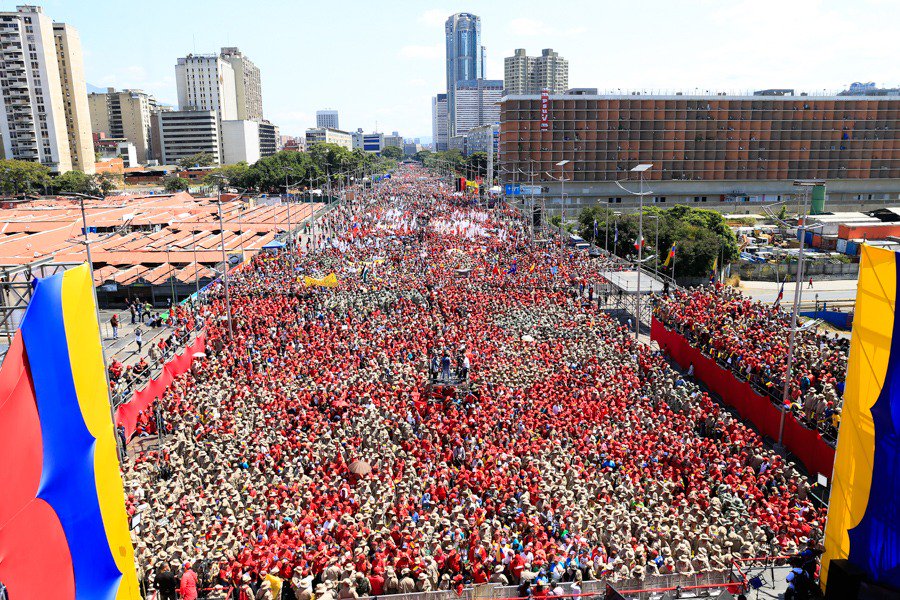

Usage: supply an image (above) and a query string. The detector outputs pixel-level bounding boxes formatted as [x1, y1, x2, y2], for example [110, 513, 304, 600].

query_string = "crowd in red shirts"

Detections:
[654, 285, 848, 438]
[123, 166, 823, 600]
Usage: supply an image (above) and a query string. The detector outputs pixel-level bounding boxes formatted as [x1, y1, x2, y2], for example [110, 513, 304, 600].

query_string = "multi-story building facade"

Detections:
[352, 131, 384, 153]
[499, 92, 900, 211]
[305, 127, 352, 150]
[88, 88, 155, 164]
[453, 79, 502, 136]
[466, 123, 498, 157]
[432, 93, 448, 151]
[0, 6, 93, 173]
[175, 53, 237, 120]
[316, 110, 339, 129]
[154, 110, 220, 165]
[445, 13, 484, 137]
[258, 120, 279, 156]
[220, 47, 263, 121]
[504, 49, 568, 95]
[221, 119, 260, 164]
[52, 22, 93, 173]
[383, 131, 403, 149]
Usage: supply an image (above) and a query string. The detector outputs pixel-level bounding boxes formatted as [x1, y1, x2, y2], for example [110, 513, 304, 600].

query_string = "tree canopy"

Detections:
[576, 204, 739, 277]
[207, 147, 394, 194]
[163, 176, 191, 192]
[177, 152, 216, 170]
[380, 146, 403, 160]
[0, 159, 51, 196]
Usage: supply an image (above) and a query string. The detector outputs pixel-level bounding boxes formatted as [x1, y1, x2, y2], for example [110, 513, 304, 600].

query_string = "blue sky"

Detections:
[32, 0, 900, 141]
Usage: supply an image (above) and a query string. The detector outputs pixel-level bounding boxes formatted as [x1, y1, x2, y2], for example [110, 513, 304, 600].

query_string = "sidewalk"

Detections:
[739, 278, 858, 304]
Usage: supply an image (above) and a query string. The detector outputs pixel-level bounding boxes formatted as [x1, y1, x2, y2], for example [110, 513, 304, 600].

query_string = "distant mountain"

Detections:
[86, 83, 106, 94]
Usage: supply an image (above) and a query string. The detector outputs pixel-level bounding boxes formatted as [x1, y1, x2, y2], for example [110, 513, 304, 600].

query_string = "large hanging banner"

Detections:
[304, 273, 339, 288]
[0, 264, 140, 599]
[822, 245, 900, 590]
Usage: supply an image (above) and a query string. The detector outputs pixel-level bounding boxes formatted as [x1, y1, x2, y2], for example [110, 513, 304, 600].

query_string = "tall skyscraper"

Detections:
[453, 79, 502, 136]
[52, 22, 94, 173]
[504, 48, 568, 95]
[431, 94, 448, 151]
[445, 13, 484, 137]
[220, 47, 263, 121]
[88, 88, 156, 164]
[0, 6, 94, 173]
[175, 53, 238, 120]
[316, 110, 339, 129]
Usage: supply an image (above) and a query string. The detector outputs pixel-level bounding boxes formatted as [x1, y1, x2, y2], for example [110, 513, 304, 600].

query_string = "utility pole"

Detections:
[216, 190, 234, 340]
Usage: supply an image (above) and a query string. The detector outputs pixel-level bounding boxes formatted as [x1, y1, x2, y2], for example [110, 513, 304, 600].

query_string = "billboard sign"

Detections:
[540, 89, 550, 130]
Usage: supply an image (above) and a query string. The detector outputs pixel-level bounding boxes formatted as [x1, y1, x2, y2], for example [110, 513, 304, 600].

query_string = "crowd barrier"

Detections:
[114, 331, 207, 439]
[651, 318, 835, 478]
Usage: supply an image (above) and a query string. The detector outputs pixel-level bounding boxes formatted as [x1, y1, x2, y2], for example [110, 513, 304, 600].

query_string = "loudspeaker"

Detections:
[825, 559, 865, 600]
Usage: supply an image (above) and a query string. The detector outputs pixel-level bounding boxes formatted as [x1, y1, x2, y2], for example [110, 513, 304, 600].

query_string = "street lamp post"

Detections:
[557, 160, 570, 262]
[776, 180, 823, 447]
[626, 164, 653, 340]
[165, 246, 176, 307]
[67, 193, 123, 459]
[215, 190, 235, 340]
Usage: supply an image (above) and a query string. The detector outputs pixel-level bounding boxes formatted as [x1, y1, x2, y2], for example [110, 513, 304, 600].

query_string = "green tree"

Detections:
[414, 150, 432, 164]
[52, 170, 98, 195]
[576, 204, 738, 277]
[380, 145, 403, 160]
[163, 176, 190, 192]
[96, 172, 120, 195]
[177, 152, 215, 170]
[204, 162, 251, 188]
[0, 159, 51, 196]
[465, 152, 488, 178]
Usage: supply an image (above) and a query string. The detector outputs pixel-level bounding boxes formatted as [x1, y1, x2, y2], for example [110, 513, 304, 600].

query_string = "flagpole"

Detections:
[605, 210, 609, 255]
[671, 246, 676, 286]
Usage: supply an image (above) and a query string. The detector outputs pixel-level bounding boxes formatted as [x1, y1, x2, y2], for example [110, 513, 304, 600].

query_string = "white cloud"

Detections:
[399, 43, 443, 60]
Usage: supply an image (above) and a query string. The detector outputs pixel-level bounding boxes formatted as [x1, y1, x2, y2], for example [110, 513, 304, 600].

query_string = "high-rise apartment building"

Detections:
[453, 79, 502, 136]
[504, 48, 568, 95]
[316, 110, 339, 129]
[432, 94, 448, 151]
[88, 88, 155, 164]
[52, 22, 93, 173]
[175, 53, 237, 120]
[220, 47, 263, 121]
[0, 6, 94, 173]
[445, 13, 484, 137]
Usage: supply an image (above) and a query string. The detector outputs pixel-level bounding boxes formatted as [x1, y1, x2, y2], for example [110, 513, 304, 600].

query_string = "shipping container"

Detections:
[838, 223, 900, 241]
[812, 234, 823, 248]
[804, 230, 814, 246]
[845, 241, 860, 256]
[820, 235, 838, 251]
[836, 238, 848, 253]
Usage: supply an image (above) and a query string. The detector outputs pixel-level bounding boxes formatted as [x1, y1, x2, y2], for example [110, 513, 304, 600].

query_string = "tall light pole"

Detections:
[215, 189, 234, 340]
[621, 163, 653, 340]
[165, 245, 176, 307]
[776, 179, 824, 447]
[557, 160, 569, 261]
[65, 192, 123, 459]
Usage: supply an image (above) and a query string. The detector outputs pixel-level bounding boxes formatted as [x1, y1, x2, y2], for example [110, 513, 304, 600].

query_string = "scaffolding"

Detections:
[0, 259, 81, 361]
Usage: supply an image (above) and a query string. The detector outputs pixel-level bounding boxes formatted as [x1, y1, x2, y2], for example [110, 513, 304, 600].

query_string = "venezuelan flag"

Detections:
[0, 264, 139, 599]
[822, 245, 900, 591]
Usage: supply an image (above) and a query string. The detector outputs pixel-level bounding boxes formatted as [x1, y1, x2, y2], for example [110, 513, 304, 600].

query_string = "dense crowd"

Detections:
[654, 285, 848, 438]
[123, 167, 824, 600]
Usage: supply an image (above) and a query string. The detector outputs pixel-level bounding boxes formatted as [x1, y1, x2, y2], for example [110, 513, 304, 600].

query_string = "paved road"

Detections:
[739, 279, 858, 305]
